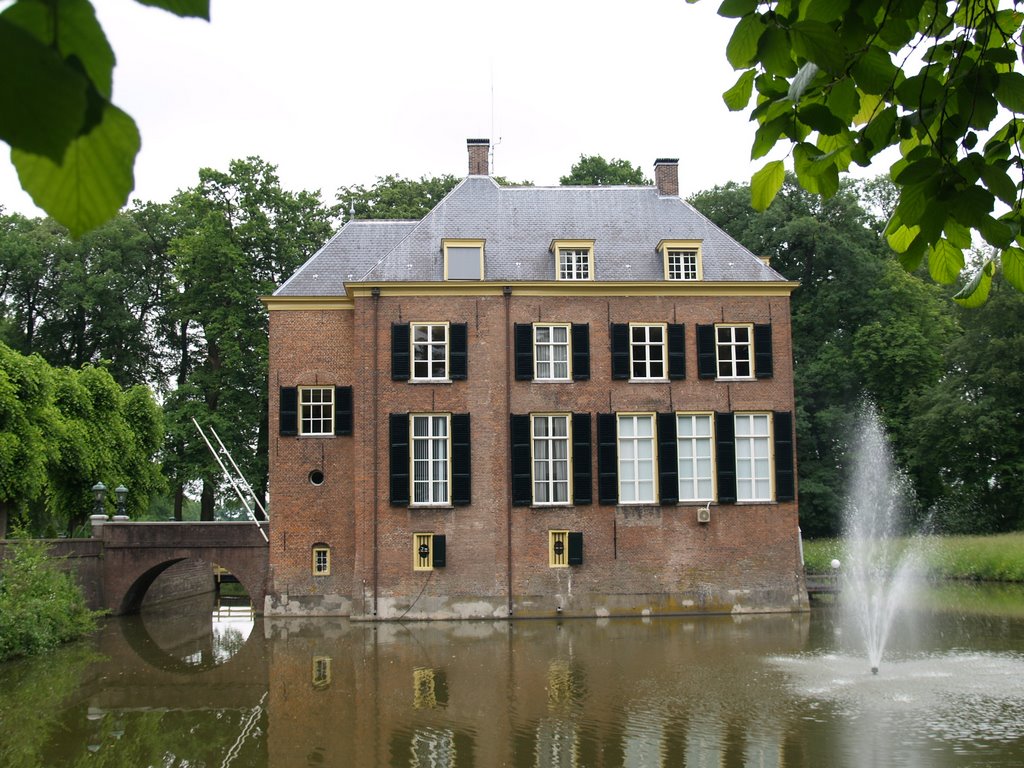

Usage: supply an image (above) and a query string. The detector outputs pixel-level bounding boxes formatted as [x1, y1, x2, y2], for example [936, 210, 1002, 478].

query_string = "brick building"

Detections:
[262, 139, 807, 619]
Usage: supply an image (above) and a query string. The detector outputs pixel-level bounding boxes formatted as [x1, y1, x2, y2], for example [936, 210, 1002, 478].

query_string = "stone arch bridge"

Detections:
[1, 521, 270, 615]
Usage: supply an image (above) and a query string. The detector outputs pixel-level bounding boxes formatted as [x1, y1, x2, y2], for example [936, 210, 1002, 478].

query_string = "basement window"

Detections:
[312, 545, 331, 576]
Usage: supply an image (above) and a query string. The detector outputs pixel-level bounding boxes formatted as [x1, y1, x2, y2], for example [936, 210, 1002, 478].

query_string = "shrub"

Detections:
[0, 537, 100, 662]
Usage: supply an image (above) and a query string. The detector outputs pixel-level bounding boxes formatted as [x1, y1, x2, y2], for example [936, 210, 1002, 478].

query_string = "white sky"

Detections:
[0, 0, 773, 217]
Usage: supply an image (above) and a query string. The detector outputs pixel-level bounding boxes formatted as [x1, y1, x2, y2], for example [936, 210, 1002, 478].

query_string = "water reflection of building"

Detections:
[265, 614, 806, 767]
[263, 137, 805, 620]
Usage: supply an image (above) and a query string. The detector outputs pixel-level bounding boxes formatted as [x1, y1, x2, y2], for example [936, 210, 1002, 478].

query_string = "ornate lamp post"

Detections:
[90, 482, 108, 536]
[91, 482, 107, 515]
[113, 485, 129, 520]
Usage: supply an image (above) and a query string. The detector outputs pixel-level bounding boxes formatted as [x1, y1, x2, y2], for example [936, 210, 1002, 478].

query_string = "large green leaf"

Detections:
[790, 20, 846, 73]
[928, 238, 964, 284]
[758, 26, 797, 77]
[994, 71, 1024, 113]
[134, 0, 211, 19]
[851, 45, 898, 95]
[751, 160, 786, 211]
[12, 104, 140, 238]
[717, 0, 758, 19]
[727, 14, 766, 68]
[1002, 246, 1024, 291]
[886, 222, 920, 253]
[723, 69, 756, 111]
[3, 0, 114, 98]
[953, 258, 995, 308]
[0, 19, 88, 162]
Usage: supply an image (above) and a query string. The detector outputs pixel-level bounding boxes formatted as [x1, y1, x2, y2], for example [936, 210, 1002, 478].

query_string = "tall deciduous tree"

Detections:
[908, 282, 1024, 533]
[560, 155, 650, 186]
[703, 0, 1024, 303]
[691, 175, 954, 536]
[337, 175, 462, 221]
[0, 206, 176, 390]
[167, 157, 335, 520]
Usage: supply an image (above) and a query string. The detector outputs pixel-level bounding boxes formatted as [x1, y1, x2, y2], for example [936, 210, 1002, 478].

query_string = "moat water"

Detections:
[3, 584, 1024, 767]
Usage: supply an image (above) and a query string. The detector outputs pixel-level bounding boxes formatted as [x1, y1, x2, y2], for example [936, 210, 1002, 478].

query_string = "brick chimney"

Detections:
[654, 158, 679, 196]
[467, 138, 490, 176]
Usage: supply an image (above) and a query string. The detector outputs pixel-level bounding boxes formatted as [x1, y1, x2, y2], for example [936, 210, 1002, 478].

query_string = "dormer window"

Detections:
[659, 240, 703, 281]
[551, 240, 594, 281]
[443, 239, 484, 280]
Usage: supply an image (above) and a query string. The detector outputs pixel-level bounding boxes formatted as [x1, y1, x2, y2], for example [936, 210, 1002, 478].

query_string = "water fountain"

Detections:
[838, 403, 921, 675]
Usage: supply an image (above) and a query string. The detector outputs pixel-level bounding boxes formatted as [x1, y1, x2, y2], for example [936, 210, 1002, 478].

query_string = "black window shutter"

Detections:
[279, 387, 298, 436]
[657, 412, 678, 505]
[715, 412, 736, 504]
[449, 323, 468, 380]
[597, 413, 618, 505]
[754, 324, 774, 379]
[432, 534, 447, 568]
[451, 413, 471, 506]
[667, 323, 686, 380]
[571, 324, 590, 381]
[392, 323, 410, 381]
[774, 410, 795, 502]
[696, 325, 717, 379]
[572, 413, 592, 505]
[334, 386, 353, 435]
[389, 413, 410, 506]
[610, 323, 630, 380]
[510, 414, 532, 506]
[514, 324, 534, 381]
[567, 532, 583, 566]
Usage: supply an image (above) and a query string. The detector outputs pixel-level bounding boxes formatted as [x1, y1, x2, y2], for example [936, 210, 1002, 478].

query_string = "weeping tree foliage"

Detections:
[691, 175, 955, 536]
[0, 342, 163, 537]
[702, 0, 1024, 303]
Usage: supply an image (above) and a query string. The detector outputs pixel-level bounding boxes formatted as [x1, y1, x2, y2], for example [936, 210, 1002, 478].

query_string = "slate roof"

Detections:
[274, 176, 784, 297]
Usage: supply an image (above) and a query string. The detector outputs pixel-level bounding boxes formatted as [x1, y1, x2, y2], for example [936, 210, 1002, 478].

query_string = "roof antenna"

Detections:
[490, 61, 502, 176]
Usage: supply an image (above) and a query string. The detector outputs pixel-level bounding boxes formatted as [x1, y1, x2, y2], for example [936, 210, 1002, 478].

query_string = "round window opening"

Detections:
[309, 470, 325, 486]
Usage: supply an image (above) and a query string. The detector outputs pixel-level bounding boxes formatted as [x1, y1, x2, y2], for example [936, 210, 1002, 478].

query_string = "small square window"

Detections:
[443, 239, 484, 280]
[534, 324, 571, 381]
[411, 323, 449, 381]
[300, 387, 334, 436]
[629, 324, 667, 380]
[716, 324, 753, 379]
[659, 240, 703, 281]
[312, 545, 331, 576]
[551, 240, 595, 281]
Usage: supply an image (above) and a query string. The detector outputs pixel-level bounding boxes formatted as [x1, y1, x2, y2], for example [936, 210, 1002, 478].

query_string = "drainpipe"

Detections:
[504, 286, 513, 615]
[371, 287, 381, 617]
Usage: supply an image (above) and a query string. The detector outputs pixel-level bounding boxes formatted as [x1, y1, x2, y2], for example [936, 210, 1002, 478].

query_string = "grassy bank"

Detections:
[803, 532, 1024, 582]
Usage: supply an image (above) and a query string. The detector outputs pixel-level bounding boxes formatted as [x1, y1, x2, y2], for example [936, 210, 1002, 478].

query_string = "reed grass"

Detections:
[803, 532, 1024, 582]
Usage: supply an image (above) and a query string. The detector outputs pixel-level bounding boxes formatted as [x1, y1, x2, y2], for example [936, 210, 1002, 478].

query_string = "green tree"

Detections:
[338, 174, 462, 221]
[0, 0, 208, 236]
[704, 0, 1024, 302]
[559, 155, 650, 186]
[166, 157, 335, 520]
[0, 206, 176, 388]
[908, 282, 1024, 533]
[46, 364, 164, 535]
[691, 175, 954, 536]
[0, 343, 57, 537]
